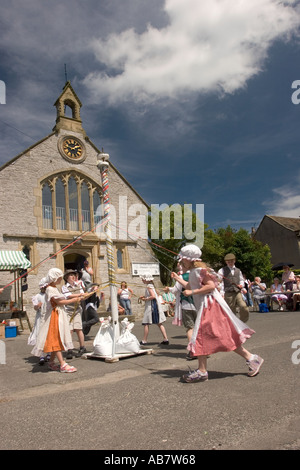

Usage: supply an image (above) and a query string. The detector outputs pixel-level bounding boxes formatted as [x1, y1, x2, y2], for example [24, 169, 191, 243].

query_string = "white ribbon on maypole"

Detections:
[97, 153, 119, 357]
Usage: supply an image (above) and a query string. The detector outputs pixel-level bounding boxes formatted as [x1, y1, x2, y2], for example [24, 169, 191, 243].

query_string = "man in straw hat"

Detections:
[218, 253, 249, 322]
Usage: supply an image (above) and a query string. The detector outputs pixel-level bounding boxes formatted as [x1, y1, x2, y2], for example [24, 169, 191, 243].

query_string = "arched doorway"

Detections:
[64, 252, 87, 273]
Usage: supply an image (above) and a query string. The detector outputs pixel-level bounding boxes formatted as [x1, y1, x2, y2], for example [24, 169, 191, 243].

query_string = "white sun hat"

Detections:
[178, 244, 202, 262]
[38, 277, 48, 289]
[46, 268, 64, 284]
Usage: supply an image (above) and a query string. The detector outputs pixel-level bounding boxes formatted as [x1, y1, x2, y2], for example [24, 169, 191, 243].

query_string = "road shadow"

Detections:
[24, 355, 53, 373]
[151, 367, 247, 381]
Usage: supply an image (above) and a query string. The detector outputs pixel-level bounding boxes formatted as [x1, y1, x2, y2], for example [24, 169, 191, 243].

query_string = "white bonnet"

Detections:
[46, 268, 64, 284]
[178, 244, 202, 262]
[140, 272, 154, 282]
[39, 277, 48, 289]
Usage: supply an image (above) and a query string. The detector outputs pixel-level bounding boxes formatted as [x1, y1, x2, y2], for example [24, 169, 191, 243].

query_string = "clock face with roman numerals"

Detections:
[62, 137, 83, 159]
[58, 135, 86, 163]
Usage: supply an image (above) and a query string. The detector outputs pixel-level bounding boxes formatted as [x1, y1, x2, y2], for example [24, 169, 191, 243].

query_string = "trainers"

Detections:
[182, 368, 208, 383]
[247, 355, 264, 377]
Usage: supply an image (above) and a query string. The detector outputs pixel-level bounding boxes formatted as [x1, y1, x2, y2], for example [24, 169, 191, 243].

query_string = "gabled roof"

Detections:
[0, 82, 149, 209]
[259, 215, 300, 232]
[54, 81, 82, 107]
[0, 133, 149, 209]
[0, 132, 56, 172]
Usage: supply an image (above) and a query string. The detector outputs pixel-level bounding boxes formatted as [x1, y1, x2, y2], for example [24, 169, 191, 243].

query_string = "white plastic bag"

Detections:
[115, 318, 140, 354]
[93, 317, 113, 356]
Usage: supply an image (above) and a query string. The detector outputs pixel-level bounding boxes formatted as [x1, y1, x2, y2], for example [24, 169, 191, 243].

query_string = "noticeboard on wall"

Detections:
[131, 263, 160, 277]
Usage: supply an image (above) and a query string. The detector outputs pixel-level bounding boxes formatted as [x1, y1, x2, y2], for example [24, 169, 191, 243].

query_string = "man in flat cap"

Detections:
[218, 253, 249, 322]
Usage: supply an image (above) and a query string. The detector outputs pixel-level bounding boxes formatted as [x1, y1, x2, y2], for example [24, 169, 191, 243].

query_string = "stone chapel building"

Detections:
[0, 82, 159, 323]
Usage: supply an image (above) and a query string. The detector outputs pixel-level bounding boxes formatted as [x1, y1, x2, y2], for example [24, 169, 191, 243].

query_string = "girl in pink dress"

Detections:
[171, 245, 264, 382]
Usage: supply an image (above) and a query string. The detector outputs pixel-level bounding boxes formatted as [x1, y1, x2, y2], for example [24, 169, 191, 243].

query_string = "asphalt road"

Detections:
[0, 310, 299, 452]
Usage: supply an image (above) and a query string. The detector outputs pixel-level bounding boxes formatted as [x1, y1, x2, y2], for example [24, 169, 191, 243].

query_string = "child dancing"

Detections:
[139, 273, 169, 345]
[31, 268, 85, 373]
[172, 245, 264, 382]
[28, 277, 50, 365]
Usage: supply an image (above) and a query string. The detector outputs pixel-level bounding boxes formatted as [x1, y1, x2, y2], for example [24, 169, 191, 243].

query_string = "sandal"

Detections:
[60, 363, 77, 373]
[48, 362, 60, 371]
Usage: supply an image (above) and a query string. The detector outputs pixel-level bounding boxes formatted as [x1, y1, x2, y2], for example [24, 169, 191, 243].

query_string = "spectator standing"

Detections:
[282, 265, 295, 291]
[118, 281, 133, 315]
[81, 260, 93, 291]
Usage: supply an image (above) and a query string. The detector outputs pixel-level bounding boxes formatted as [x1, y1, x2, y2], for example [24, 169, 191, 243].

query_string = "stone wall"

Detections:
[0, 130, 160, 323]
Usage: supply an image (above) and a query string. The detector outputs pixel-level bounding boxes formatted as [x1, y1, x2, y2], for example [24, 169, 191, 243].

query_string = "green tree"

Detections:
[149, 206, 273, 286]
[148, 204, 204, 285]
[202, 226, 273, 283]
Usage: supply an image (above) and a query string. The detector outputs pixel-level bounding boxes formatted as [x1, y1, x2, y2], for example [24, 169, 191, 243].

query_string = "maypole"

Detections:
[97, 153, 119, 358]
[86, 152, 153, 363]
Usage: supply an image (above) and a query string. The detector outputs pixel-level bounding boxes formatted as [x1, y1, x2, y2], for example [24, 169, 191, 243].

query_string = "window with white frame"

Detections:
[41, 172, 102, 233]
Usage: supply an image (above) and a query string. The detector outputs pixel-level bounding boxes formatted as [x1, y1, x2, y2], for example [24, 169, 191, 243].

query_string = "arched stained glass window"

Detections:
[81, 181, 90, 231]
[56, 178, 66, 230]
[93, 191, 102, 227]
[68, 177, 78, 231]
[41, 172, 102, 233]
[42, 183, 53, 229]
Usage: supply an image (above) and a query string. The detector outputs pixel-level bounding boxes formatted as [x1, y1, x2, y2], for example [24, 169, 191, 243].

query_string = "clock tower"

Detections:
[54, 81, 87, 163]
[53, 81, 86, 137]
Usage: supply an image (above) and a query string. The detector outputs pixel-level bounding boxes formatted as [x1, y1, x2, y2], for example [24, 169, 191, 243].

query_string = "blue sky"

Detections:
[1, 0, 300, 233]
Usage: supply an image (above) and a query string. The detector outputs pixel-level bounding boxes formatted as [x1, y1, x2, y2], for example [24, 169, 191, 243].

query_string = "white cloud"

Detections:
[263, 177, 300, 217]
[83, 0, 300, 104]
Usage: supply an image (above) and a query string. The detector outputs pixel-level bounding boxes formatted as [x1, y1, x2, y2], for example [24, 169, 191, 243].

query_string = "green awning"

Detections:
[0, 251, 31, 270]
